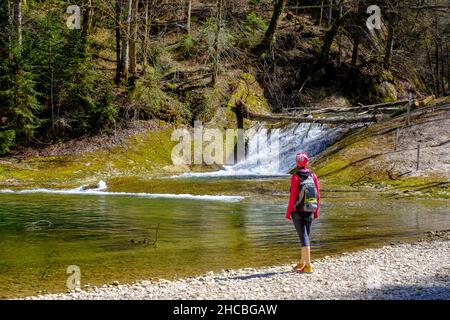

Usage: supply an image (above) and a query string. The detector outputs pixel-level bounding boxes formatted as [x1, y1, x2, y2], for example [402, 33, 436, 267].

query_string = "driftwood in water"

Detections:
[235, 100, 386, 124]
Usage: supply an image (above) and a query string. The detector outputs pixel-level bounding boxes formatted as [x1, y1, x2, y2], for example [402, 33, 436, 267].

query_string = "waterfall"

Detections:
[176, 123, 348, 178]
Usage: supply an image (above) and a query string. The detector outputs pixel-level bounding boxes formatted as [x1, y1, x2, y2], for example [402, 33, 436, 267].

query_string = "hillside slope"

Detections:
[314, 97, 450, 198]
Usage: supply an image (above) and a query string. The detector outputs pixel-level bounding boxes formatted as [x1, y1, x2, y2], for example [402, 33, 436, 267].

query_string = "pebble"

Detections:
[24, 239, 450, 300]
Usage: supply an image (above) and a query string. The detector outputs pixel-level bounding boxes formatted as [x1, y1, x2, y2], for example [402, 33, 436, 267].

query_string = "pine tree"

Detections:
[25, 9, 115, 138]
[0, 0, 41, 154]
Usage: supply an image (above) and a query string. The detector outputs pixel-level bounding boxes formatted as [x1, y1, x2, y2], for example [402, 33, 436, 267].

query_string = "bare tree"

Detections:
[350, 1, 366, 67]
[319, 7, 347, 65]
[384, 13, 398, 70]
[253, 0, 287, 56]
[129, 0, 139, 77]
[82, 0, 94, 40]
[187, 0, 192, 35]
[13, 0, 22, 46]
[328, 0, 333, 27]
[142, 0, 150, 75]
[121, 0, 132, 81]
[211, 0, 223, 85]
[115, 0, 123, 84]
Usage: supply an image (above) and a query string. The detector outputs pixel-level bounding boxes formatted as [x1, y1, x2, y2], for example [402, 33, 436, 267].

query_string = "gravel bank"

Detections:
[26, 237, 449, 300]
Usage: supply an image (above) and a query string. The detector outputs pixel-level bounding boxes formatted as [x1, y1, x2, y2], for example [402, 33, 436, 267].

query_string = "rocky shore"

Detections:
[26, 234, 449, 300]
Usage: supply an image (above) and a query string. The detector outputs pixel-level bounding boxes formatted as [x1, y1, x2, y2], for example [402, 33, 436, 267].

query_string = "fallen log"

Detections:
[235, 96, 436, 125]
[415, 95, 434, 107]
[283, 96, 433, 116]
[307, 106, 406, 115]
[235, 100, 387, 124]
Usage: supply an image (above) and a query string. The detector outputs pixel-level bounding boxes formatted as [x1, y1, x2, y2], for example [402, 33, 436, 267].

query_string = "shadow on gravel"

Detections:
[348, 274, 450, 300]
[222, 271, 292, 281]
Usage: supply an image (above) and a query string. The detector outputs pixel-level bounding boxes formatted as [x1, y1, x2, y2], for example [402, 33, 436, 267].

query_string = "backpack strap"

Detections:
[298, 183, 306, 204]
[296, 170, 311, 180]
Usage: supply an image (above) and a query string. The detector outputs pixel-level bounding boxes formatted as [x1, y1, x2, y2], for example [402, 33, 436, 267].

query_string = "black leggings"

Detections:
[292, 212, 313, 247]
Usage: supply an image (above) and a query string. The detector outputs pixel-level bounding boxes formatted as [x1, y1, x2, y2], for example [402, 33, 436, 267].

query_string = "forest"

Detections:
[0, 0, 449, 155]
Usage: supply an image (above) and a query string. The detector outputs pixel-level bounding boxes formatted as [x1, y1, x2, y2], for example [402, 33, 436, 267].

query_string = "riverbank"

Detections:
[314, 98, 450, 199]
[1, 99, 448, 199]
[25, 231, 449, 300]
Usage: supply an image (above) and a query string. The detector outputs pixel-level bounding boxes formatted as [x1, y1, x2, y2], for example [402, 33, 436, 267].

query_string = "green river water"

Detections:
[0, 177, 449, 299]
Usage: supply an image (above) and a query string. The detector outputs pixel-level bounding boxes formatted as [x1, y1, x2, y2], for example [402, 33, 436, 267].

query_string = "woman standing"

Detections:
[286, 153, 320, 273]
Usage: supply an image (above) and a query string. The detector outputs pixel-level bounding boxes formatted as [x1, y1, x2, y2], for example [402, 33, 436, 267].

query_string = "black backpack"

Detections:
[294, 171, 318, 213]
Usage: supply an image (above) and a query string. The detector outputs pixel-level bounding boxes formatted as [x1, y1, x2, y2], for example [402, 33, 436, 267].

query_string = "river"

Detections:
[0, 123, 448, 298]
[0, 178, 449, 298]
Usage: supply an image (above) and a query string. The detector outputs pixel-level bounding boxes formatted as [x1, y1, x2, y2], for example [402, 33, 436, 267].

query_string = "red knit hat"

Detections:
[296, 153, 310, 167]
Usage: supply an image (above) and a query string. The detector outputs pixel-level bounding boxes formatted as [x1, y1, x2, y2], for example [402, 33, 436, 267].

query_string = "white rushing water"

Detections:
[0, 181, 244, 202]
[175, 123, 347, 178]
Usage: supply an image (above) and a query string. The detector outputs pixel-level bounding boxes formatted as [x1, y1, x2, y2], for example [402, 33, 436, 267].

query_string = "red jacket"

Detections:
[286, 168, 320, 221]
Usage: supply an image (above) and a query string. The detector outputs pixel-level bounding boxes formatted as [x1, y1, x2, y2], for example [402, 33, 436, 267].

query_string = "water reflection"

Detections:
[0, 193, 448, 298]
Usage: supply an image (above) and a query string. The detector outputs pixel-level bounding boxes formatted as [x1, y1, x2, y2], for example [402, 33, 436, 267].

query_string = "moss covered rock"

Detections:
[370, 81, 398, 102]
[216, 73, 271, 128]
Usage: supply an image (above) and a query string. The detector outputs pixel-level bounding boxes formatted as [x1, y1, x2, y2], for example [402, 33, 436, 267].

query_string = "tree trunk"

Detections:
[211, 0, 222, 86]
[350, 1, 365, 67]
[121, 0, 132, 82]
[129, 0, 139, 77]
[82, 0, 94, 40]
[337, 4, 342, 65]
[351, 38, 359, 66]
[253, 0, 287, 56]
[446, 42, 450, 94]
[142, 0, 149, 76]
[426, 43, 437, 96]
[384, 16, 396, 70]
[319, 0, 324, 26]
[440, 43, 446, 95]
[435, 41, 441, 96]
[13, 0, 22, 46]
[187, 0, 192, 35]
[319, 11, 344, 65]
[115, 0, 123, 84]
[328, 0, 333, 27]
